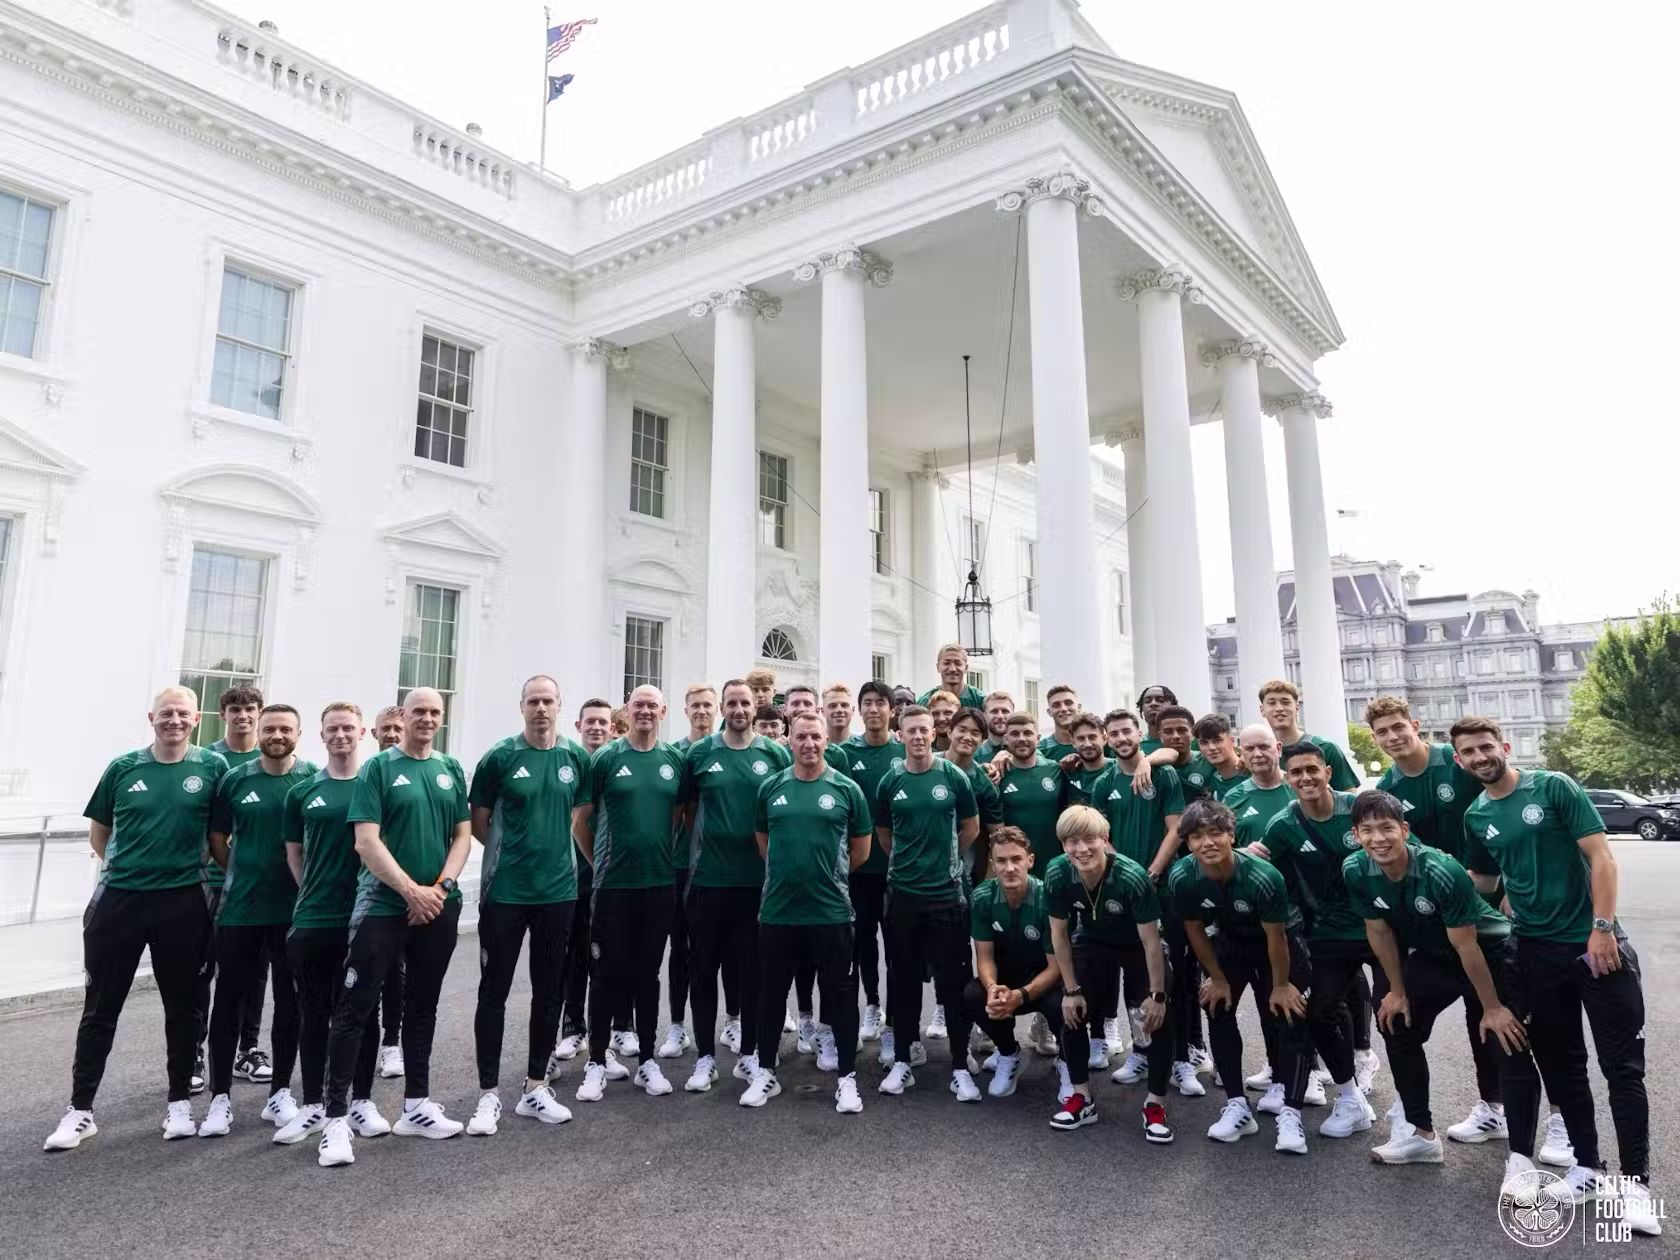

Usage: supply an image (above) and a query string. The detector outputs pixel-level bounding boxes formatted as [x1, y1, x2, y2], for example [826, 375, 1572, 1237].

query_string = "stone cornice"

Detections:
[569, 338, 630, 369]
[1117, 263, 1204, 304]
[994, 169, 1103, 217]
[1265, 392, 1333, 419]
[686, 285, 782, 321]
[1102, 425, 1144, 446]
[1201, 337, 1276, 370]
[792, 246, 893, 287]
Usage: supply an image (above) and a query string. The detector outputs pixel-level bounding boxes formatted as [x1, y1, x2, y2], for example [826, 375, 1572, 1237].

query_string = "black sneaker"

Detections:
[1143, 1101, 1174, 1143]
[1049, 1093, 1098, 1131]
[235, 1048, 273, 1084]
[190, 1048, 207, 1096]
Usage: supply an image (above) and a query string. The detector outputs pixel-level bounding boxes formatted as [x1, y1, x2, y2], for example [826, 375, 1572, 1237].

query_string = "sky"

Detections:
[222, 0, 1679, 625]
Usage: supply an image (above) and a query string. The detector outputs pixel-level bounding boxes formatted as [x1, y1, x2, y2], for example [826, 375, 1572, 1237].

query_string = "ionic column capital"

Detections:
[569, 337, 630, 369]
[1201, 337, 1276, 370]
[995, 169, 1104, 217]
[687, 285, 782, 321]
[793, 246, 893, 287]
[1118, 263, 1204, 305]
[1264, 391, 1333, 420]
[1103, 425, 1144, 447]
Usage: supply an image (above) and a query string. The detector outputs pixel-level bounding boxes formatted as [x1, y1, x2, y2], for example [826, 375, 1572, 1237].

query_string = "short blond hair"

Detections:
[321, 700, 363, 721]
[1259, 678, 1300, 703]
[744, 667, 776, 690]
[1056, 805, 1109, 844]
[821, 681, 852, 701]
[983, 690, 1015, 709]
[610, 706, 630, 734]
[927, 689, 959, 708]
[936, 643, 967, 662]
[683, 683, 717, 703]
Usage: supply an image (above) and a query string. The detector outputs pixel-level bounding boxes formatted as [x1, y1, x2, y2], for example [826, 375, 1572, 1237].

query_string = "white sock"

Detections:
[1338, 1080, 1358, 1100]
[404, 1096, 424, 1110]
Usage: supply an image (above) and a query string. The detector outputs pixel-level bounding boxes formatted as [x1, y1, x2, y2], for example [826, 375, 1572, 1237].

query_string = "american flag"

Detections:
[546, 18, 597, 62]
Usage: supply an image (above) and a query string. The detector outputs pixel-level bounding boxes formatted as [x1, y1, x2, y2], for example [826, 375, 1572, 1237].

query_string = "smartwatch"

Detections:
[1149, 991, 1167, 1003]
[437, 877, 458, 895]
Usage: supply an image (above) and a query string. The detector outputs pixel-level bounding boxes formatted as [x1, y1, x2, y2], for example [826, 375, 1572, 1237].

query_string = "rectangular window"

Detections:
[1347, 699, 1364, 721]
[211, 266, 293, 420]
[1487, 612, 1507, 635]
[414, 333, 474, 468]
[1347, 659, 1368, 683]
[179, 547, 269, 745]
[1510, 691, 1534, 717]
[963, 516, 987, 577]
[869, 489, 888, 576]
[1377, 657, 1396, 681]
[623, 614, 665, 699]
[1427, 623, 1444, 643]
[965, 670, 986, 695]
[397, 582, 461, 752]
[1115, 570, 1128, 636]
[1023, 678, 1041, 725]
[1346, 623, 1367, 646]
[1432, 657, 1448, 679]
[1546, 695, 1567, 718]
[1454, 658, 1467, 678]
[629, 406, 669, 518]
[871, 653, 889, 683]
[1504, 648, 1526, 673]
[1474, 651, 1495, 675]
[757, 451, 789, 549]
[1554, 649, 1575, 671]
[0, 190, 54, 358]
[1021, 539, 1037, 613]
[1517, 732, 1536, 758]
[1224, 673, 1236, 691]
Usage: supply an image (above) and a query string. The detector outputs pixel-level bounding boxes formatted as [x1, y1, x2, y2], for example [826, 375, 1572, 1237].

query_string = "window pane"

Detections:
[0, 275, 43, 358]
[180, 548, 268, 743]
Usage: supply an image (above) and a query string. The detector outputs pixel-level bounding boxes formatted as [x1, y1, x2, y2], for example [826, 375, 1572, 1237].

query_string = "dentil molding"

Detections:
[1117, 263, 1204, 305]
[1264, 391, 1333, 419]
[687, 286, 783, 321]
[792, 247, 893, 287]
[1201, 337, 1276, 370]
[994, 170, 1103, 217]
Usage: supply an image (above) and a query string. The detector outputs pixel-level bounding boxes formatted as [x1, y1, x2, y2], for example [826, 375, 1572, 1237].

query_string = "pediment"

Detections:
[613, 552, 695, 594]
[382, 510, 504, 559]
[161, 463, 319, 521]
[0, 415, 84, 480]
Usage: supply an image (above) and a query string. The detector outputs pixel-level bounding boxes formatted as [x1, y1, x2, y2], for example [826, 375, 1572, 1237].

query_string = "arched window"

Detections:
[760, 628, 797, 661]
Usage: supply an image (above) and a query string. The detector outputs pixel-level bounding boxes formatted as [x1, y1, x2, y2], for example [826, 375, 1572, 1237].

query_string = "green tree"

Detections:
[1587, 595, 1680, 743]
[1542, 675, 1680, 794]
[1347, 723, 1391, 778]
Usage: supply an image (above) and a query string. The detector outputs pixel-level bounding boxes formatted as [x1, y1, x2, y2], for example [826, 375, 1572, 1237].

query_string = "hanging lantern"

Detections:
[956, 566, 993, 656]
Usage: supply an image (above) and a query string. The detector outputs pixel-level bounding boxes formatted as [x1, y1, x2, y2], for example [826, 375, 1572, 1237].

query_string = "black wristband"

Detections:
[1064, 986, 1082, 997]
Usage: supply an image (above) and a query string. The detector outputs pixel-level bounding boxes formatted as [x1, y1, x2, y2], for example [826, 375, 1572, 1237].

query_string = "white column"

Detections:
[1122, 264, 1210, 715]
[796, 247, 892, 689]
[1205, 338, 1286, 712]
[1273, 391, 1349, 747]
[997, 171, 1103, 705]
[908, 466, 946, 677]
[1118, 428, 1155, 683]
[689, 285, 780, 683]
[564, 338, 623, 704]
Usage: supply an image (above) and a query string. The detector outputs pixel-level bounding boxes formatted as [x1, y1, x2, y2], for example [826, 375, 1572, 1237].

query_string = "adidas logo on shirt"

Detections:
[615, 766, 633, 778]
[852, 761, 866, 771]
[1201, 898, 1216, 909]
[1299, 839, 1316, 853]
[126, 780, 148, 793]
[392, 774, 411, 787]
[1003, 783, 1018, 794]
[306, 796, 327, 810]
[704, 762, 724, 774]
[240, 791, 261, 804]
[771, 795, 788, 806]
[511, 767, 531, 780]
[1484, 824, 1500, 839]
[1242, 805, 1258, 817]
[1401, 800, 1415, 812]
[892, 789, 908, 802]
[1373, 896, 1390, 909]
[1107, 789, 1122, 801]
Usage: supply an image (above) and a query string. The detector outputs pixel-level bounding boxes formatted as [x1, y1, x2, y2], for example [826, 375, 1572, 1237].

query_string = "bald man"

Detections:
[45, 686, 230, 1151]
[316, 687, 474, 1167]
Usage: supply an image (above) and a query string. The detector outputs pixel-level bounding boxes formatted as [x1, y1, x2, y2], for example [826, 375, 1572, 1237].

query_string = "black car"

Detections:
[1584, 789, 1680, 841]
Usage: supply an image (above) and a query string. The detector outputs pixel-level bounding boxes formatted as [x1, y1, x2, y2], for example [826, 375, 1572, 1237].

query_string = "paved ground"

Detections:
[3, 841, 1675, 1258]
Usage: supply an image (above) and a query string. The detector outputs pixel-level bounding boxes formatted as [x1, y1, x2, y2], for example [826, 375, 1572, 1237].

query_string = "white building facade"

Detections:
[0, 0, 1345, 810]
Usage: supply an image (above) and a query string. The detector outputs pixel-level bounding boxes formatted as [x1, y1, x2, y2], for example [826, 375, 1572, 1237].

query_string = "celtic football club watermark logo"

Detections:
[1498, 1166, 1573, 1247]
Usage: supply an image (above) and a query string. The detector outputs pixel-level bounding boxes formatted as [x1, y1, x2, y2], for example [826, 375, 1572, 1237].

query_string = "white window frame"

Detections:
[1347, 659, 1368, 683]
[869, 488, 888, 577]
[1554, 649, 1574, 671]
[0, 186, 57, 363]
[1346, 623, 1367, 646]
[1020, 537, 1037, 614]
[210, 263, 296, 422]
[1377, 657, 1396, 681]
[413, 330, 478, 470]
[179, 544, 273, 746]
[1115, 570, 1128, 636]
[1474, 651, 1495, 675]
[1023, 678, 1041, 727]
[871, 652, 890, 683]
[1504, 648, 1527, 674]
[757, 449, 791, 550]
[398, 579, 463, 753]
[630, 405, 672, 520]
[1427, 623, 1445, 643]
[962, 514, 987, 579]
[623, 613, 667, 699]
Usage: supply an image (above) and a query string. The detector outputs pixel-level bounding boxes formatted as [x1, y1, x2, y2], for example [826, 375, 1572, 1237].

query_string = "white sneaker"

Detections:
[317, 1116, 354, 1167]
[1171, 1061, 1206, 1097]
[378, 1045, 405, 1078]
[925, 1005, 948, 1040]
[1538, 1112, 1575, 1167]
[1352, 1047, 1380, 1094]
[859, 1005, 883, 1042]
[816, 1029, 839, 1073]
[466, 1091, 501, 1136]
[515, 1083, 573, 1124]
[950, 1069, 981, 1103]
[1371, 1129, 1444, 1164]
[1088, 1039, 1111, 1071]
[740, 1068, 781, 1108]
[162, 1100, 196, 1141]
[783, 1008, 798, 1034]
[686, 1055, 719, 1093]
[732, 1053, 759, 1082]
[835, 1073, 863, 1114]
[197, 1093, 232, 1138]
[796, 1016, 819, 1055]
[1245, 1064, 1274, 1090]
[980, 1049, 1001, 1072]
[1302, 1074, 1328, 1107]
[1384, 1096, 1413, 1140]
[1275, 1105, 1308, 1154]
[349, 1098, 390, 1137]
[1256, 1083, 1286, 1115]
[554, 1032, 585, 1062]
[879, 1063, 916, 1095]
[1103, 1016, 1126, 1057]
[989, 1054, 1022, 1097]
[395, 1098, 463, 1139]
[603, 1050, 632, 1081]
[1504, 1151, 1538, 1187]
[879, 1027, 897, 1067]
[610, 1029, 639, 1057]
[1208, 1097, 1259, 1143]
[1112, 1050, 1149, 1085]
[1447, 1100, 1508, 1144]
[1319, 1091, 1375, 1138]
[1622, 1181, 1664, 1237]
[1055, 1059, 1074, 1104]
[273, 1102, 325, 1145]
[908, 1040, 928, 1067]
[44, 1107, 98, 1151]
[634, 1061, 673, 1096]
[576, 1062, 609, 1102]
[1188, 1045, 1215, 1076]
[260, 1088, 299, 1128]
[1029, 1012, 1060, 1057]
[1546, 1164, 1609, 1206]
[656, 1023, 690, 1059]
[720, 1018, 743, 1054]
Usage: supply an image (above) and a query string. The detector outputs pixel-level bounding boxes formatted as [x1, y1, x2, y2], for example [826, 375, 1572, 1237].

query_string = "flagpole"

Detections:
[539, 6, 551, 174]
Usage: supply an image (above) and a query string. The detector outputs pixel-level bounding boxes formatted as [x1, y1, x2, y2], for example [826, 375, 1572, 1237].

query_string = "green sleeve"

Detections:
[845, 778, 871, 840]
[282, 781, 307, 846]
[1464, 818, 1498, 875]
[970, 894, 994, 941]
[872, 773, 894, 830]
[585, 746, 611, 807]
[1159, 766, 1185, 815]
[952, 765, 978, 821]
[1122, 860, 1162, 923]
[753, 776, 773, 835]
[210, 771, 237, 835]
[346, 758, 385, 826]
[1043, 861, 1071, 920]
[974, 773, 1004, 828]
[1326, 741, 1360, 790]
[1256, 864, 1290, 923]
[468, 745, 502, 812]
[451, 758, 471, 824]
[1340, 853, 1379, 920]
[85, 758, 119, 826]
[1167, 862, 1200, 922]
[1434, 856, 1481, 929]
[1550, 773, 1606, 841]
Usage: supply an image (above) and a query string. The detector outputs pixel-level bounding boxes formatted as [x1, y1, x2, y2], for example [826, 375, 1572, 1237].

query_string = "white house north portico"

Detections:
[0, 0, 1349, 806]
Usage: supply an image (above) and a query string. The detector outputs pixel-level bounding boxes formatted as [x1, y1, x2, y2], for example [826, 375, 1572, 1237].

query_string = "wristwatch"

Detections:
[1149, 990, 1167, 1003]
[1064, 986, 1083, 998]
[437, 877, 458, 895]
[1591, 917, 1614, 933]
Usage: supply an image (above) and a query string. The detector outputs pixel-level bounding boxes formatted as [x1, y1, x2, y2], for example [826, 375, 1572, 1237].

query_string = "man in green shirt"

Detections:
[464, 676, 589, 1137]
[369, 705, 408, 1078]
[1258, 677, 1360, 789]
[1225, 723, 1298, 848]
[199, 704, 318, 1138]
[962, 827, 1064, 1099]
[1343, 789, 1534, 1167]
[45, 686, 228, 1152]
[975, 690, 1014, 763]
[829, 680, 906, 1052]
[1045, 805, 1171, 1138]
[1457, 716, 1657, 1231]
[315, 687, 473, 1167]
[1368, 696, 1479, 860]
[1185, 713, 1250, 804]
[742, 712, 872, 1113]
[572, 684, 687, 1105]
[1062, 712, 1111, 804]
[1256, 741, 1377, 1133]
[874, 705, 980, 1100]
[653, 683, 720, 1064]
[683, 679, 791, 1091]
[1169, 798, 1315, 1154]
[998, 712, 1073, 877]
[1037, 683, 1081, 762]
[917, 642, 985, 709]
[275, 702, 388, 1149]
[1135, 683, 1178, 754]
